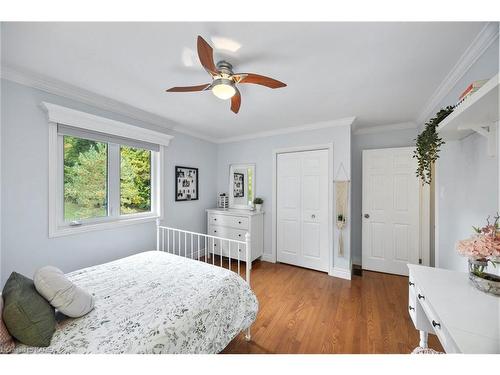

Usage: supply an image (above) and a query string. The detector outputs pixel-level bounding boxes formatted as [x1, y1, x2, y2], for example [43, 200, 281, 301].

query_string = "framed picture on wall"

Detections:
[175, 166, 199, 201]
[233, 172, 245, 198]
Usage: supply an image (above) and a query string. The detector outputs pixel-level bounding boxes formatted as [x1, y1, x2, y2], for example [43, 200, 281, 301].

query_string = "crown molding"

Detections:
[1, 64, 218, 143]
[416, 22, 499, 125]
[353, 121, 417, 135]
[217, 116, 356, 144]
[170, 125, 218, 143]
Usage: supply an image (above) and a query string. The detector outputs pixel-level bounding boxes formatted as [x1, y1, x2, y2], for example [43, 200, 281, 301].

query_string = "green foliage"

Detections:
[63, 136, 151, 221]
[120, 146, 151, 214]
[253, 197, 263, 205]
[472, 226, 482, 234]
[64, 139, 107, 220]
[413, 106, 454, 184]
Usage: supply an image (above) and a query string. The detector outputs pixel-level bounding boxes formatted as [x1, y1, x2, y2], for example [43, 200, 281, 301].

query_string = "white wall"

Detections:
[0, 79, 218, 286]
[216, 121, 352, 274]
[433, 38, 499, 271]
[350, 127, 418, 265]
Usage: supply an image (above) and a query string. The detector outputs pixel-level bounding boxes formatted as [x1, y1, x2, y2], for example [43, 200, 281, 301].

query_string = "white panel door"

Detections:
[277, 149, 329, 272]
[362, 147, 420, 276]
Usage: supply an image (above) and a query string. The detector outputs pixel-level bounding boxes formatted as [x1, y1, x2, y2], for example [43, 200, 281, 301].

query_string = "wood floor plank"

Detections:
[222, 261, 443, 354]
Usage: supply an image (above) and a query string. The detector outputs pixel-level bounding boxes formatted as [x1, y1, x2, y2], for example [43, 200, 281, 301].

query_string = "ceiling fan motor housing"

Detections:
[216, 60, 234, 77]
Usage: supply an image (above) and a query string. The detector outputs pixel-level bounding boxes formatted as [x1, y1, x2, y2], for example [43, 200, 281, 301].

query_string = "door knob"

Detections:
[364, 214, 370, 219]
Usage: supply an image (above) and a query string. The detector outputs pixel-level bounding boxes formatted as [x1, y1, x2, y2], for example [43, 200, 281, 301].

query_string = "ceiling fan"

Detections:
[166, 36, 287, 114]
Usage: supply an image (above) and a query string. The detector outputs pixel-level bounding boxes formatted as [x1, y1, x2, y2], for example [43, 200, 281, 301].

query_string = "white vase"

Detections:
[255, 204, 262, 212]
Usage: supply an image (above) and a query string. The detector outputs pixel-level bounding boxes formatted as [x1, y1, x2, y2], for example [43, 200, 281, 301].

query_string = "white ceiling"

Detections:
[1, 22, 487, 139]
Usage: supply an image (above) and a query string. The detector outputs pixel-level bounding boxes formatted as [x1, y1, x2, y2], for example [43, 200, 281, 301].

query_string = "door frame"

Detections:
[271, 143, 334, 275]
[361, 146, 431, 273]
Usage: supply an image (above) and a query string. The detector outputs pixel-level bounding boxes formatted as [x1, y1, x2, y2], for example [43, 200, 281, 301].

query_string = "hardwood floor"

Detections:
[223, 260, 443, 354]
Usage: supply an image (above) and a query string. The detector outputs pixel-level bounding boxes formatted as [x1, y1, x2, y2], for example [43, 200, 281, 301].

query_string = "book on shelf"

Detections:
[458, 79, 488, 100]
[456, 79, 488, 107]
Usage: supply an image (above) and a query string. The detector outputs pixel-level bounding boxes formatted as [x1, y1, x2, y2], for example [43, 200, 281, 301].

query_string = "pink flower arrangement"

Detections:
[456, 215, 500, 261]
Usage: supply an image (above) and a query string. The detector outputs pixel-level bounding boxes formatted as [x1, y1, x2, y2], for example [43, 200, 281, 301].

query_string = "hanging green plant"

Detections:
[414, 106, 454, 185]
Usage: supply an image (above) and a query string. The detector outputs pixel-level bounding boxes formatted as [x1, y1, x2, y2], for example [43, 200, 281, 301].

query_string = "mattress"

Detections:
[13, 251, 258, 354]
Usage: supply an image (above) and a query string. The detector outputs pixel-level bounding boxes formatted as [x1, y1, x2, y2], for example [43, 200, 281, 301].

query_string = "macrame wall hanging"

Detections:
[335, 163, 350, 257]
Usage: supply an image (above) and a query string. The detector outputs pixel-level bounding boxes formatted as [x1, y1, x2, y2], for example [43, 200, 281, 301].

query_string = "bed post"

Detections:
[156, 218, 161, 251]
[245, 232, 251, 342]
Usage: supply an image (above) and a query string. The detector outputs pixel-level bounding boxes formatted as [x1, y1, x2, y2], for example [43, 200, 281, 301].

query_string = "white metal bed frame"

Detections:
[156, 219, 253, 341]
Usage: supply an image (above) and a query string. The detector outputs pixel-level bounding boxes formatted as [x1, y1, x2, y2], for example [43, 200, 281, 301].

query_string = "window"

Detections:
[64, 136, 108, 221]
[44, 102, 171, 237]
[58, 130, 158, 229]
[120, 145, 151, 215]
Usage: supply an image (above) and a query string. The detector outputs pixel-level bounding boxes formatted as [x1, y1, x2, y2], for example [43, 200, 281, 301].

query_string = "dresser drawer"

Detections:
[207, 234, 247, 260]
[208, 214, 249, 229]
[408, 277, 434, 334]
[414, 286, 459, 353]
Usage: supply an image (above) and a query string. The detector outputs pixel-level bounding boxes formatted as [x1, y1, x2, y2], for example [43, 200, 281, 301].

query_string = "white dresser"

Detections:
[408, 264, 499, 353]
[206, 208, 264, 263]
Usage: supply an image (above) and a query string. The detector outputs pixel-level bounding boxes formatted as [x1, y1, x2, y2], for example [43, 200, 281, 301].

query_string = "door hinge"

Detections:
[419, 258, 422, 265]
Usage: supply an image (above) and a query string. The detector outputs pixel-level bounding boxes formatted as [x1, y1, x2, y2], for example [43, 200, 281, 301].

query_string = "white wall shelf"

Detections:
[437, 74, 499, 146]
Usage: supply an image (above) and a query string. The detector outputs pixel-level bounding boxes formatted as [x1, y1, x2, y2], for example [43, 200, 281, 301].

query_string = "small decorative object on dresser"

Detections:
[253, 197, 263, 212]
[217, 193, 229, 209]
[175, 166, 198, 201]
[456, 214, 500, 296]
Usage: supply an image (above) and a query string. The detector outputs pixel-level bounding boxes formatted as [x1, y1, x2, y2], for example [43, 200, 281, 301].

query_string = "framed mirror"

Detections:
[229, 163, 255, 209]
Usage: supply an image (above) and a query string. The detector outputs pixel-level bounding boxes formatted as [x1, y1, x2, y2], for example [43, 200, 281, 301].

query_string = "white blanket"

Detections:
[14, 251, 258, 354]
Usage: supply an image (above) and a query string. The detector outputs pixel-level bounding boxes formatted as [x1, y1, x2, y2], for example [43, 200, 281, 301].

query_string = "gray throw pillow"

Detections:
[2, 272, 56, 347]
[34, 266, 94, 318]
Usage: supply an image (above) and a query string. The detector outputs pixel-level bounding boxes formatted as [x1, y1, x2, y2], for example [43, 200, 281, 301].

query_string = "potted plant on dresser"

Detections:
[456, 214, 500, 296]
[253, 197, 263, 212]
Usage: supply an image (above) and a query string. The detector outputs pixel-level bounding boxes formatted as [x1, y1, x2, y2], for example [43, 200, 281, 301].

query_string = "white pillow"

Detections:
[34, 266, 94, 318]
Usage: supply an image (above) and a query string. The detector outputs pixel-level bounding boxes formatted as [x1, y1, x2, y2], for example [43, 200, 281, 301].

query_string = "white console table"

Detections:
[408, 264, 499, 353]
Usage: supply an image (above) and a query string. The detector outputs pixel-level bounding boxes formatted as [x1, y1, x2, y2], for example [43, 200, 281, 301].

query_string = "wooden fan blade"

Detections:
[231, 89, 241, 114]
[234, 73, 286, 89]
[197, 35, 219, 76]
[166, 83, 211, 92]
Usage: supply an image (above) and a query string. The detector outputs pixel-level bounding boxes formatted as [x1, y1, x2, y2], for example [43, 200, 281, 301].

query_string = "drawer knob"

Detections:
[409, 281, 415, 286]
[238, 221, 242, 224]
[214, 230, 217, 233]
[408, 306, 415, 311]
[214, 218, 217, 221]
[432, 320, 441, 328]
[238, 234, 241, 237]
[418, 293, 425, 300]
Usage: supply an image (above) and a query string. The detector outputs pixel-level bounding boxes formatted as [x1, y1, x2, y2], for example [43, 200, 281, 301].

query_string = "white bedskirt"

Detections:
[14, 251, 258, 354]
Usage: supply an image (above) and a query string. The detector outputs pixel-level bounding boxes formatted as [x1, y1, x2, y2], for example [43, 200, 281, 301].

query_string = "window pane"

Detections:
[64, 136, 108, 221]
[120, 145, 151, 214]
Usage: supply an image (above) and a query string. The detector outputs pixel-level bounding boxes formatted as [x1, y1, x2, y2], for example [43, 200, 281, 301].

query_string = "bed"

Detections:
[13, 225, 258, 354]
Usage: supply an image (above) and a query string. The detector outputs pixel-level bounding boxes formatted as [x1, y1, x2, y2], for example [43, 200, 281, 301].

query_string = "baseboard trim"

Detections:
[331, 266, 352, 280]
[352, 264, 363, 276]
[260, 254, 276, 263]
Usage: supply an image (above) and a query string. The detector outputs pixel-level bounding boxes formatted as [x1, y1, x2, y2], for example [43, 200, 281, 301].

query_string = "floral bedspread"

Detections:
[14, 251, 258, 354]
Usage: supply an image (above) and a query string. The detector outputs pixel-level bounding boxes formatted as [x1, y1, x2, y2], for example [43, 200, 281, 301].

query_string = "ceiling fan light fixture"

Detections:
[211, 78, 236, 100]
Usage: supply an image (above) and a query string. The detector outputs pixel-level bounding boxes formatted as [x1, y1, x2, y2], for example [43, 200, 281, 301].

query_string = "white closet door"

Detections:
[277, 149, 329, 272]
[362, 147, 420, 276]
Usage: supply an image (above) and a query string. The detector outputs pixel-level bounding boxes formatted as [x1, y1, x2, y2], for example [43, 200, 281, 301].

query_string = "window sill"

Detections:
[49, 214, 159, 238]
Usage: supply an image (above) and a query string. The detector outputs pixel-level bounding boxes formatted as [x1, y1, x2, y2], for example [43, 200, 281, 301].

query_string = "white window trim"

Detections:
[43, 102, 171, 238]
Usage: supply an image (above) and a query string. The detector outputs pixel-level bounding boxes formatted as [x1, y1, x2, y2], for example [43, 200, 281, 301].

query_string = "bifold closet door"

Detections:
[277, 149, 329, 272]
